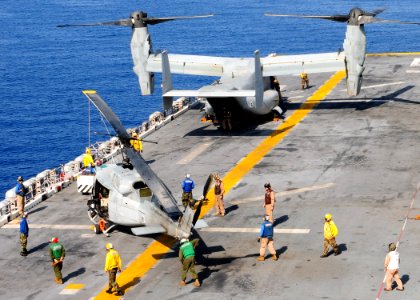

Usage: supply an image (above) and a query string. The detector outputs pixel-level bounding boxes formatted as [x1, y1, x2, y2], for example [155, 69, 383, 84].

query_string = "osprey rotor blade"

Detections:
[361, 17, 420, 25]
[57, 19, 132, 27]
[82, 90, 181, 216]
[144, 14, 214, 25]
[265, 13, 349, 23]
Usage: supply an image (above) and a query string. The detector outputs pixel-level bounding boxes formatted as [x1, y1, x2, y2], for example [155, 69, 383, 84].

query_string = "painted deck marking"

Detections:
[340, 81, 404, 92]
[60, 283, 85, 295]
[2, 224, 91, 230]
[177, 141, 214, 165]
[199, 227, 310, 234]
[93, 70, 346, 300]
[230, 183, 335, 205]
[409, 58, 420, 67]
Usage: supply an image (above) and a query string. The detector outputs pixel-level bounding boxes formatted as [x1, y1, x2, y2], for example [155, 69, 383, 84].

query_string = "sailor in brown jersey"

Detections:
[213, 174, 225, 216]
[264, 183, 275, 222]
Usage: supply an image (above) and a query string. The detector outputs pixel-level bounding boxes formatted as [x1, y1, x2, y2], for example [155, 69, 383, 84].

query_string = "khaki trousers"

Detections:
[16, 195, 25, 215]
[264, 205, 274, 222]
[260, 237, 276, 257]
[385, 269, 403, 290]
[215, 194, 225, 215]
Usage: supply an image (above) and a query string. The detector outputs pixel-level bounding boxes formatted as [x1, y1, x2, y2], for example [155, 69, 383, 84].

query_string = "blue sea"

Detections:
[0, 0, 419, 198]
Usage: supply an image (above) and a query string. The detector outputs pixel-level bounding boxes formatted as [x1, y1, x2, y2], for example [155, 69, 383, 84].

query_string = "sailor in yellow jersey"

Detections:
[320, 213, 341, 257]
[104, 243, 124, 296]
[83, 148, 94, 168]
[130, 129, 143, 153]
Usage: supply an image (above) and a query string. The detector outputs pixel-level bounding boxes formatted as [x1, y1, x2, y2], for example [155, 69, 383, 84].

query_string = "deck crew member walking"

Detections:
[321, 213, 341, 257]
[214, 174, 225, 216]
[15, 176, 26, 216]
[384, 242, 404, 291]
[181, 174, 195, 208]
[49, 237, 65, 284]
[105, 243, 124, 296]
[179, 238, 201, 287]
[19, 212, 29, 256]
[263, 183, 275, 222]
[257, 214, 278, 261]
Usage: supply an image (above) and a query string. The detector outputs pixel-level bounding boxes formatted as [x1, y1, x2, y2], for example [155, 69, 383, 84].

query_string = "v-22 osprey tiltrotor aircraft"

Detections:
[59, 8, 420, 125]
[82, 90, 211, 239]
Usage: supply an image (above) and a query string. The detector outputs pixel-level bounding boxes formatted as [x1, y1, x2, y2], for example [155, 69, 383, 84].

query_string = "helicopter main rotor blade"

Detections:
[265, 13, 349, 23]
[82, 90, 181, 216]
[57, 18, 132, 27]
[145, 14, 214, 25]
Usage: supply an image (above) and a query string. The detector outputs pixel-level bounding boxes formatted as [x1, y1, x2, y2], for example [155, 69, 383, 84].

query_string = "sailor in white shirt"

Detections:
[383, 242, 404, 291]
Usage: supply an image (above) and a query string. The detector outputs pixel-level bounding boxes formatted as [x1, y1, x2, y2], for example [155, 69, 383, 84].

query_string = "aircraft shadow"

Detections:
[63, 267, 86, 282]
[286, 85, 416, 111]
[28, 241, 49, 254]
[185, 123, 295, 137]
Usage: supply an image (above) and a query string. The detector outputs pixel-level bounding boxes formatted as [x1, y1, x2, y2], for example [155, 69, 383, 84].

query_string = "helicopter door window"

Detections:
[133, 181, 152, 198]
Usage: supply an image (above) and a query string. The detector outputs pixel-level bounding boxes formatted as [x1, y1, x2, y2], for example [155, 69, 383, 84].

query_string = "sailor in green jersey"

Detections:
[49, 237, 65, 284]
[179, 238, 201, 287]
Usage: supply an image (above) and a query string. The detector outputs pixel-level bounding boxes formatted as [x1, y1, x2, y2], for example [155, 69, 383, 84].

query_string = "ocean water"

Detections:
[0, 0, 419, 197]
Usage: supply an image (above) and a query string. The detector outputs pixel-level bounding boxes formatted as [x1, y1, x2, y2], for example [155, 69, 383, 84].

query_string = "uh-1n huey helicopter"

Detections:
[82, 90, 211, 238]
[59, 8, 420, 127]
[59, 8, 419, 127]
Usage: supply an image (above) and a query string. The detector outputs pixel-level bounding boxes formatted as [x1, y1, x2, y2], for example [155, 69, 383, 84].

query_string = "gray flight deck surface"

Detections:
[1, 54, 420, 300]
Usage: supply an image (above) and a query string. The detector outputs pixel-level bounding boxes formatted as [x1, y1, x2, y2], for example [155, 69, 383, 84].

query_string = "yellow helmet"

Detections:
[324, 213, 332, 221]
[105, 243, 113, 250]
[86, 147, 91, 154]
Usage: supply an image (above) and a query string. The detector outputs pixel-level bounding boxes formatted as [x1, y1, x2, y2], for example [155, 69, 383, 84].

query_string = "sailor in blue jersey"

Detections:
[15, 176, 26, 216]
[181, 174, 195, 208]
[19, 212, 29, 256]
[257, 215, 278, 261]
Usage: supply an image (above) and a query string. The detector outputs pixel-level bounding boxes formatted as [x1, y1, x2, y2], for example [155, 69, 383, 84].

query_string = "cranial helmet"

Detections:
[17, 176, 23, 182]
[51, 237, 59, 243]
[324, 213, 332, 221]
[264, 183, 271, 189]
[264, 214, 270, 221]
[180, 238, 188, 244]
[86, 148, 91, 154]
[106, 243, 113, 250]
[186, 174, 190, 179]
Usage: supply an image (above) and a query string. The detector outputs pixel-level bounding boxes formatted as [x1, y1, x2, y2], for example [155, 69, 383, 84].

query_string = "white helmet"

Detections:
[186, 174, 191, 178]
[180, 238, 188, 244]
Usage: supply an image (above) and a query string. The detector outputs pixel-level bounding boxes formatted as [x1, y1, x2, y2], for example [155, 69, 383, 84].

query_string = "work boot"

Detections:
[105, 288, 113, 294]
[54, 278, 62, 284]
[320, 254, 328, 258]
[193, 279, 201, 287]
[179, 280, 186, 286]
[20, 251, 27, 257]
[334, 250, 341, 256]
[257, 256, 265, 261]
[272, 254, 278, 261]
[116, 290, 124, 296]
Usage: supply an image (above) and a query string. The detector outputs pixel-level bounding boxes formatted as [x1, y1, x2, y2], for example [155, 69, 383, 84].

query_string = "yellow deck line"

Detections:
[368, 52, 420, 56]
[94, 70, 346, 299]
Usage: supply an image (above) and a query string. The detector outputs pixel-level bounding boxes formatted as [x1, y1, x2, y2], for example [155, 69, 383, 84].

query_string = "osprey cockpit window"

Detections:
[133, 181, 152, 198]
